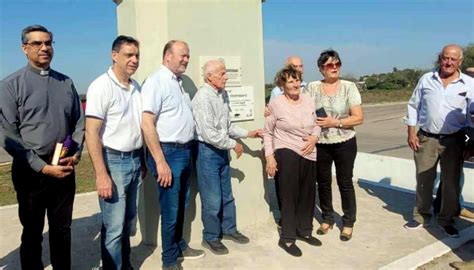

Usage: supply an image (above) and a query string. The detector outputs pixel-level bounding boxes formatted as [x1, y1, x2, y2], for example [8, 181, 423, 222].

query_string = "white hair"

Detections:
[203, 59, 225, 82]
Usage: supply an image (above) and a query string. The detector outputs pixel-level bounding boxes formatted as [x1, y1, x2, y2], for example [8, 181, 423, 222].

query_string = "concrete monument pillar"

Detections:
[114, 0, 270, 245]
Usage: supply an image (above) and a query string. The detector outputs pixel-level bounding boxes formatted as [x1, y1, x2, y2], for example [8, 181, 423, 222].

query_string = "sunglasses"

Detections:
[323, 62, 341, 69]
[25, 40, 54, 49]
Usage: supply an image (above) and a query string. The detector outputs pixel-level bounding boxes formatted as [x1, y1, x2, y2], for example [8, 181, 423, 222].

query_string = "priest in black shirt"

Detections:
[0, 25, 84, 270]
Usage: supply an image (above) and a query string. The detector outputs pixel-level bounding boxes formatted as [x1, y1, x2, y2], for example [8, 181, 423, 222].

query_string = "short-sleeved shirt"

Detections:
[306, 80, 362, 144]
[140, 65, 195, 143]
[86, 67, 143, 151]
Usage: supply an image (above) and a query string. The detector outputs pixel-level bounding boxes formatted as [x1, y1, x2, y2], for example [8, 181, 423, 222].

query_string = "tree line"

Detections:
[265, 44, 474, 93]
[357, 43, 473, 91]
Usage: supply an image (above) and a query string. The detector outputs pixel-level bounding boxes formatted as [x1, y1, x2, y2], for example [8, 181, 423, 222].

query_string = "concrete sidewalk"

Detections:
[1, 180, 473, 269]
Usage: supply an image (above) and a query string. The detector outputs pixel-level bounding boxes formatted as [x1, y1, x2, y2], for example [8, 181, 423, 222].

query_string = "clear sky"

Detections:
[1, 0, 473, 93]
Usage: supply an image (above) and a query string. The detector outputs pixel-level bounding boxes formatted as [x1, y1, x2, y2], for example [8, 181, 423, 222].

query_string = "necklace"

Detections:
[325, 95, 337, 103]
[321, 80, 339, 103]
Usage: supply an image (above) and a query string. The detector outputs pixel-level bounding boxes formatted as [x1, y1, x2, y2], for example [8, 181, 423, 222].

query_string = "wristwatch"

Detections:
[338, 120, 343, 128]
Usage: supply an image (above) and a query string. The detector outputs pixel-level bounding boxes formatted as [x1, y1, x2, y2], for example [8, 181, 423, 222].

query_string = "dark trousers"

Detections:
[413, 130, 464, 226]
[274, 148, 316, 243]
[316, 137, 357, 227]
[12, 160, 75, 270]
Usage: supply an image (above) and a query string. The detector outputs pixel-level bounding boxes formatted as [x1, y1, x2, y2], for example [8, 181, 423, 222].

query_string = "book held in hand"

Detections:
[51, 136, 74, 165]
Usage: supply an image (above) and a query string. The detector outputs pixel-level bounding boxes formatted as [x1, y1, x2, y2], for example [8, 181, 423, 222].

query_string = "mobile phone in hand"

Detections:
[316, 107, 327, 118]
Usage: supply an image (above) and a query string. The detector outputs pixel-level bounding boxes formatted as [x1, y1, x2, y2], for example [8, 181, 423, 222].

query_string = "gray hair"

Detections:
[21, 25, 53, 44]
[435, 44, 464, 68]
[439, 44, 464, 60]
[203, 59, 225, 83]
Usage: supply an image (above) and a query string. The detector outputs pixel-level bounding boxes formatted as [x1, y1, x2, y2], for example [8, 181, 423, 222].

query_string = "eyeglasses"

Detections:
[24, 40, 54, 49]
[323, 62, 341, 69]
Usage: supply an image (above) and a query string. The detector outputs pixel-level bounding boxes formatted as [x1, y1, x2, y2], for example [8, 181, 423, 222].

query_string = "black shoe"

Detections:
[442, 225, 459, 238]
[278, 240, 302, 257]
[339, 227, 353, 242]
[297, 234, 322, 246]
[178, 246, 206, 260]
[162, 264, 183, 270]
[222, 231, 250, 244]
[202, 239, 229, 255]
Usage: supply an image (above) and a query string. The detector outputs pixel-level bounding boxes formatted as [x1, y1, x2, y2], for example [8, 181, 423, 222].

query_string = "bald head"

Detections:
[204, 59, 227, 90]
[438, 44, 463, 78]
[285, 56, 304, 75]
[441, 44, 463, 59]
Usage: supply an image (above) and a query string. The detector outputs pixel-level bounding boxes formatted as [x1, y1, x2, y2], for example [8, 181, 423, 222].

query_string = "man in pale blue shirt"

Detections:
[404, 44, 474, 237]
[269, 56, 307, 101]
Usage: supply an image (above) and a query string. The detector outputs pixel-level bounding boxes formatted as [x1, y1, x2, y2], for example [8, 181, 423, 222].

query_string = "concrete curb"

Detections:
[380, 226, 474, 270]
[363, 101, 407, 107]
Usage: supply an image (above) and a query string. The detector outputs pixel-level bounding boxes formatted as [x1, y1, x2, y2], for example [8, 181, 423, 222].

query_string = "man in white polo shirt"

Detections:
[141, 40, 205, 270]
[85, 35, 143, 270]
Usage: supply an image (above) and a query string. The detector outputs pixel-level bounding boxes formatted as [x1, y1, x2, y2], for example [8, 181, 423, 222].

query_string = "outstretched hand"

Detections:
[248, 129, 264, 138]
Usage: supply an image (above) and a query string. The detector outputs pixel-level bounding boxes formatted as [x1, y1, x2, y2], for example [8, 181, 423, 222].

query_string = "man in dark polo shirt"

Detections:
[0, 25, 84, 269]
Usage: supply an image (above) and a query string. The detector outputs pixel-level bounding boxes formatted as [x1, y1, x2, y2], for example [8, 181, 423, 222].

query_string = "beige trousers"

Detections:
[412, 130, 464, 226]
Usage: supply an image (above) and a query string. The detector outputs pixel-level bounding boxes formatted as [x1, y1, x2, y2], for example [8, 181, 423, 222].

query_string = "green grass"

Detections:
[75, 154, 97, 194]
[0, 163, 16, 206]
[0, 154, 96, 206]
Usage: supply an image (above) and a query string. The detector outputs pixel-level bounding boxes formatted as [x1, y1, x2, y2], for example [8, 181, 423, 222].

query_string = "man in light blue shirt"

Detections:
[269, 56, 307, 101]
[404, 44, 474, 237]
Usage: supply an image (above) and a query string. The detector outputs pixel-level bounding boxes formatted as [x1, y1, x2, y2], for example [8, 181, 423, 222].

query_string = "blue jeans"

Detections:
[99, 150, 141, 270]
[196, 142, 237, 241]
[147, 143, 192, 267]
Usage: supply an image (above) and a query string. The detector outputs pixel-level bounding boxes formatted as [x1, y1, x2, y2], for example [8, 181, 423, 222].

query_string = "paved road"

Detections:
[0, 103, 411, 163]
[357, 102, 412, 160]
[2, 180, 473, 269]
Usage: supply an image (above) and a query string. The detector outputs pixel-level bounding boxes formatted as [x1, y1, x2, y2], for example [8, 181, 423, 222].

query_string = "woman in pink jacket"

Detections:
[264, 67, 322, 257]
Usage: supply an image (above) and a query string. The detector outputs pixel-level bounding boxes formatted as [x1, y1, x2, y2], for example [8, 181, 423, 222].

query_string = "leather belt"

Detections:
[419, 129, 461, 139]
[161, 141, 194, 149]
[104, 147, 142, 157]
